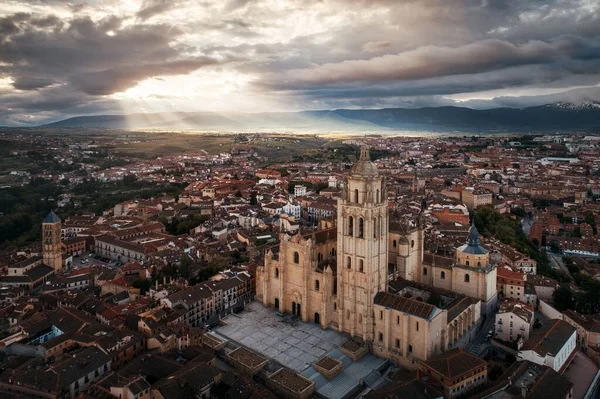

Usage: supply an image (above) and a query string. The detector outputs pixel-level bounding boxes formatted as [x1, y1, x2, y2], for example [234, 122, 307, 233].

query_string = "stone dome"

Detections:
[457, 223, 488, 255]
[351, 146, 379, 177]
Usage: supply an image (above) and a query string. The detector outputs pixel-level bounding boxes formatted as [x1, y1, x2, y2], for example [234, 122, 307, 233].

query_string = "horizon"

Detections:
[1, 0, 600, 126]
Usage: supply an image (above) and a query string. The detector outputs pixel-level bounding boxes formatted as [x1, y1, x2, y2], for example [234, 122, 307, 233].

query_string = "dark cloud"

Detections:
[0, 13, 224, 96]
[261, 38, 600, 89]
[223, 0, 253, 12]
[1, 0, 600, 125]
[69, 58, 222, 95]
[137, 0, 185, 21]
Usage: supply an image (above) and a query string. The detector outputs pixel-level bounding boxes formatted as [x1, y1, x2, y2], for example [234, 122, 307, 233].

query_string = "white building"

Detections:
[518, 319, 576, 372]
[282, 202, 301, 218]
[294, 185, 307, 197]
[328, 176, 338, 188]
[514, 257, 537, 274]
[495, 300, 534, 342]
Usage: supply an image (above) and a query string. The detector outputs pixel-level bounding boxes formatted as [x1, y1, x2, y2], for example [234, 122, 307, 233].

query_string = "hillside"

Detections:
[40, 102, 600, 132]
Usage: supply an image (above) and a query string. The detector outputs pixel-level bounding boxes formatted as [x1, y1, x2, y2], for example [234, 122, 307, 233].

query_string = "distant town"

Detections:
[0, 130, 599, 399]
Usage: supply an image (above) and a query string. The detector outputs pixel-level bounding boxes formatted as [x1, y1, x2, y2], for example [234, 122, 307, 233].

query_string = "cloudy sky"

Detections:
[1, 0, 599, 125]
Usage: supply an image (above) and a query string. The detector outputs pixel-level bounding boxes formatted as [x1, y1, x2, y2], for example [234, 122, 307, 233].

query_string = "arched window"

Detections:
[334, 302, 337, 310]
[466, 260, 470, 266]
[354, 189, 359, 203]
[315, 280, 320, 291]
[347, 257, 352, 269]
[416, 321, 419, 331]
[477, 261, 481, 266]
[411, 240, 415, 248]
[358, 218, 364, 238]
[359, 259, 364, 273]
[275, 268, 279, 278]
[441, 271, 446, 279]
[348, 216, 354, 236]
[373, 217, 378, 238]
[393, 240, 397, 248]
[317, 252, 323, 262]
[376, 189, 380, 203]
[293, 252, 300, 264]
[464, 274, 470, 283]
[423, 267, 428, 275]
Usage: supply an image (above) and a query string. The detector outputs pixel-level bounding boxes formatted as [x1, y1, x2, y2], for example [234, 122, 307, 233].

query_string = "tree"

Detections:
[179, 254, 191, 279]
[150, 266, 158, 285]
[209, 255, 230, 270]
[550, 240, 561, 254]
[553, 285, 574, 311]
[132, 278, 152, 295]
[122, 174, 137, 185]
[585, 211, 597, 235]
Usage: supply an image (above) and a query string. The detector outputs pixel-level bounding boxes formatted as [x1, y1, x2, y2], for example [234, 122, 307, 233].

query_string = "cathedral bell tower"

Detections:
[42, 211, 63, 272]
[337, 146, 388, 342]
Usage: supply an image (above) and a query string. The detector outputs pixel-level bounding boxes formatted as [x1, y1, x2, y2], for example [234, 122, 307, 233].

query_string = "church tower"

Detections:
[454, 223, 497, 314]
[42, 211, 63, 272]
[337, 146, 388, 342]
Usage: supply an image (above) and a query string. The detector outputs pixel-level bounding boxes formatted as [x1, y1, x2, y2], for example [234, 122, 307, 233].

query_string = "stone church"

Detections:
[256, 147, 495, 368]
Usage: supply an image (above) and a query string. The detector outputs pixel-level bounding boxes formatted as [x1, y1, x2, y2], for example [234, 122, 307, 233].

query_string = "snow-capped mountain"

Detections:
[546, 101, 600, 110]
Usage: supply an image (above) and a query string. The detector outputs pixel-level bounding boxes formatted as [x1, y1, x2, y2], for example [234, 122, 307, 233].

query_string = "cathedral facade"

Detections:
[256, 147, 492, 368]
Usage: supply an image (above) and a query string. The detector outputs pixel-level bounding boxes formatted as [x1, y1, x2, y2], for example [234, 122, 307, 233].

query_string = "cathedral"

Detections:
[256, 147, 496, 368]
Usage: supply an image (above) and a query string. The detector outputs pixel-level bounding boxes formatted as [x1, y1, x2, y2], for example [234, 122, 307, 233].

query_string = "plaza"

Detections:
[215, 302, 389, 399]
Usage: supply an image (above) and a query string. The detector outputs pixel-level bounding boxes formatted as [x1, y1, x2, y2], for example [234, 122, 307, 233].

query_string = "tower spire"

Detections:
[359, 145, 370, 161]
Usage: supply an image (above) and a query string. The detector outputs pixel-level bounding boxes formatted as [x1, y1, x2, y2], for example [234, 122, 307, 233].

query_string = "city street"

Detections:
[467, 313, 496, 357]
[548, 252, 572, 278]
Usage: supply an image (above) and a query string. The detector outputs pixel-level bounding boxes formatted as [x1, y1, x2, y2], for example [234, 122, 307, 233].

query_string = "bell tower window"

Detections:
[348, 216, 354, 236]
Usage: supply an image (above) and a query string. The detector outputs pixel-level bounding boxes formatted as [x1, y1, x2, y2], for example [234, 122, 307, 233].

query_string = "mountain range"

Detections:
[40, 102, 600, 132]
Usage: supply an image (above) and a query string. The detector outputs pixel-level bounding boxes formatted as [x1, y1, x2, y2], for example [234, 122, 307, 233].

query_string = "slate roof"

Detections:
[457, 224, 488, 255]
[564, 310, 600, 333]
[43, 210, 61, 224]
[521, 319, 576, 356]
[374, 292, 436, 320]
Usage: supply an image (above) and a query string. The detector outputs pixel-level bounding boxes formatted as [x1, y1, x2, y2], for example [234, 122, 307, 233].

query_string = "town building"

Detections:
[563, 310, 600, 355]
[461, 188, 493, 210]
[420, 348, 488, 399]
[475, 360, 574, 399]
[518, 319, 577, 372]
[495, 300, 534, 342]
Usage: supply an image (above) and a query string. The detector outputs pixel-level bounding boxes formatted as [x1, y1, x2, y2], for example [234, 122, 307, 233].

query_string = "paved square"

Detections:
[215, 302, 347, 372]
